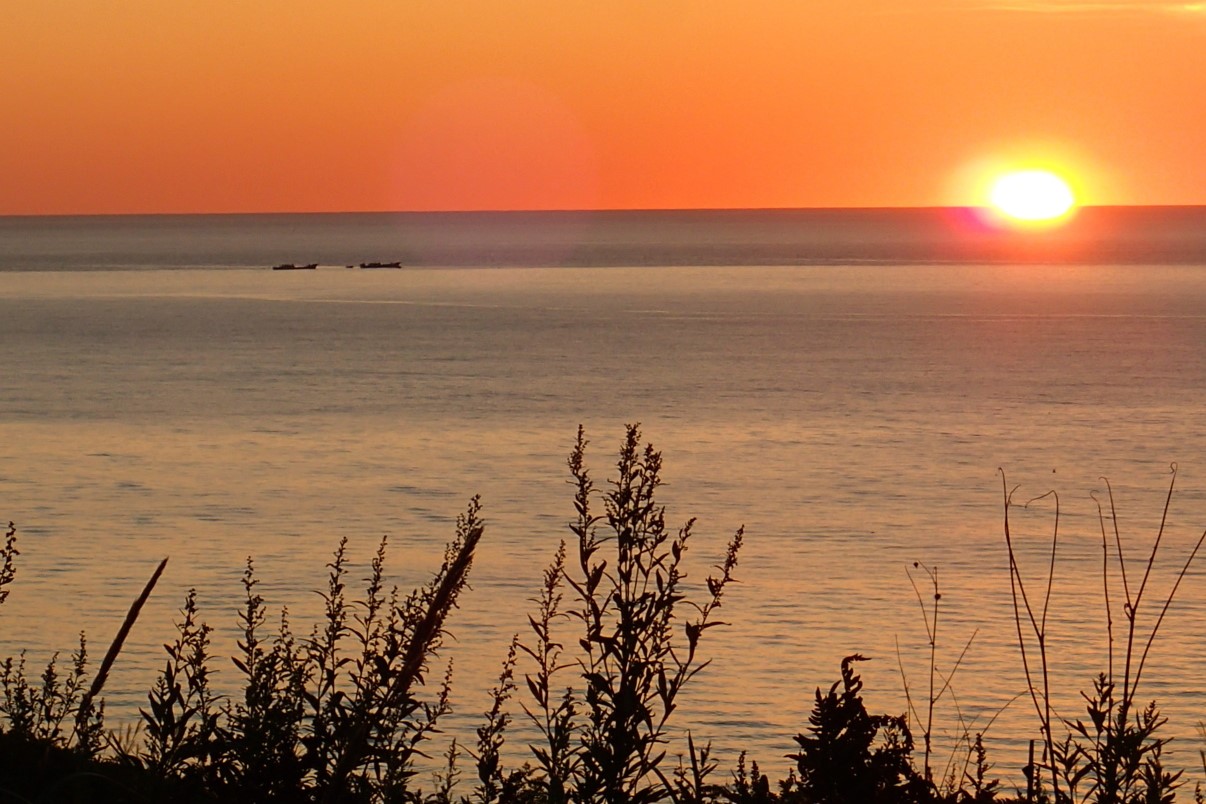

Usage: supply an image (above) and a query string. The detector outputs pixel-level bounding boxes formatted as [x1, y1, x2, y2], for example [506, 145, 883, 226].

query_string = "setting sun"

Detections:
[989, 170, 1076, 222]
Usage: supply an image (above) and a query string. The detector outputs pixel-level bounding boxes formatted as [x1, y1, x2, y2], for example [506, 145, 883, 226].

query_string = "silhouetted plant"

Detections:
[1, 635, 93, 748]
[667, 732, 723, 804]
[139, 589, 221, 783]
[576, 425, 743, 802]
[0, 554, 168, 766]
[961, 733, 1002, 803]
[469, 637, 535, 803]
[1054, 676, 1181, 804]
[217, 559, 308, 801]
[0, 521, 16, 607]
[1003, 466, 1204, 804]
[727, 752, 775, 803]
[75, 556, 169, 755]
[306, 497, 483, 801]
[900, 561, 979, 790]
[518, 538, 579, 802]
[431, 738, 462, 803]
[10, 453, 1206, 803]
[0, 500, 483, 803]
[0, 546, 179, 802]
[788, 653, 930, 804]
[512, 424, 744, 803]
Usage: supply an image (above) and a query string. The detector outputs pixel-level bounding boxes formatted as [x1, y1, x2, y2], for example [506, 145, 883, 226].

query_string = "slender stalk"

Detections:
[906, 561, 940, 783]
[927, 567, 938, 785]
[1092, 490, 1116, 687]
[1000, 471, 1062, 803]
[1033, 488, 1059, 801]
[894, 635, 920, 733]
[1132, 525, 1206, 700]
[71, 556, 168, 745]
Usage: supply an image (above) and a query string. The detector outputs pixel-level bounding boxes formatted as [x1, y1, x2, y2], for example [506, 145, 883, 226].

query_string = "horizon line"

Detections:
[4, 203, 1206, 220]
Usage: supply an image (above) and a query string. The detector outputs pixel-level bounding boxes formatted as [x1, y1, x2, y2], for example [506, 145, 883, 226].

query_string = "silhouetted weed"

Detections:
[0, 521, 16, 607]
[509, 424, 744, 802]
[787, 653, 929, 804]
[1, 497, 483, 802]
[1003, 466, 1205, 804]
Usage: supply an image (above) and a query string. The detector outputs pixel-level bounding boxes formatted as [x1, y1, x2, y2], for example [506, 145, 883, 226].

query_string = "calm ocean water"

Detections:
[3, 208, 1206, 789]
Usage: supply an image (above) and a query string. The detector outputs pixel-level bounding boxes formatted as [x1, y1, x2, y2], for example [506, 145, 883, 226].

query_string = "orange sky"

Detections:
[3, 1, 1203, 215]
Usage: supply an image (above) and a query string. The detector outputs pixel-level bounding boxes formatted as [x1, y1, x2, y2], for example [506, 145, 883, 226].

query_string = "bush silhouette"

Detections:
[787, 654, 930, 804]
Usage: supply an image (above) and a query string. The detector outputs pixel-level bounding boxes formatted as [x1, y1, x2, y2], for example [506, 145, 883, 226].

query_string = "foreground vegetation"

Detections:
[1, 427, 1204, 803]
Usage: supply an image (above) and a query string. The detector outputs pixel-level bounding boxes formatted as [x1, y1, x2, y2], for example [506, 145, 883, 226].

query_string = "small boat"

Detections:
[359, 261, 403, 269]
[272, 263, 318, 270]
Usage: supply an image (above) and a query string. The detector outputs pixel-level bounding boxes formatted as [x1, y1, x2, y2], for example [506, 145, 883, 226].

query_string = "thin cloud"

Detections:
[970, 1, 1204, 13]
[876, 1, 1204, 16]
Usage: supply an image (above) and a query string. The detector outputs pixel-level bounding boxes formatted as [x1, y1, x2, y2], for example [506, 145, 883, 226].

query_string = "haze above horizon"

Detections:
[3, 2, 1203, 216]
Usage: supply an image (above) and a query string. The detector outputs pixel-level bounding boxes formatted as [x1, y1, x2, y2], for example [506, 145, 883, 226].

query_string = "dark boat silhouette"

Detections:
[359, 261, 403, 269]
[272, 263, 318, 270]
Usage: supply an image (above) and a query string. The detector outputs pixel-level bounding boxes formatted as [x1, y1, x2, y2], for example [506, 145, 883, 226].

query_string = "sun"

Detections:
[989, 170, 1076, 222]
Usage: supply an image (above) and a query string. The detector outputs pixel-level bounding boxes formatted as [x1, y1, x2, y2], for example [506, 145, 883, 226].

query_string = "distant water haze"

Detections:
[3, 210, 1206, 789]
[3, 206, 1206, 271]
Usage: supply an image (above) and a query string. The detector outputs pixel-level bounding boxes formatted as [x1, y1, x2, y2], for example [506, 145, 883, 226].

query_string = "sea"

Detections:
[3, 207, 1206, 792]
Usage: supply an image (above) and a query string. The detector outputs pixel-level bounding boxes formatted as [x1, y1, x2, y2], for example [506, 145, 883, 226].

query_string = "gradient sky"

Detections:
[3, 1, 1204, 215]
